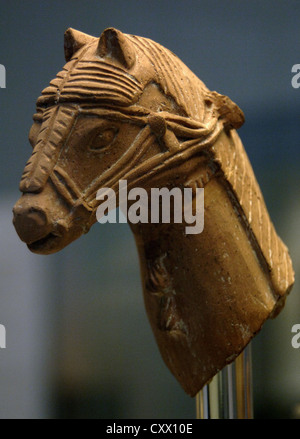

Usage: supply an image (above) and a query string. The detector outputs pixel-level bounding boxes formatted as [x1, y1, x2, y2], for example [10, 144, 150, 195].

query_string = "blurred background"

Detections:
[0, 0, 299, 419]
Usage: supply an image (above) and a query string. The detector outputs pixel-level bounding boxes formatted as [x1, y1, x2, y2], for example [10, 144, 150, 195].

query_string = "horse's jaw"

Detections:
[26, 227, 79, 255]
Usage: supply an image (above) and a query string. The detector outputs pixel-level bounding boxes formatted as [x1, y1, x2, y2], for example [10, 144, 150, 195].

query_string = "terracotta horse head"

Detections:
[13, 28, 294, 395]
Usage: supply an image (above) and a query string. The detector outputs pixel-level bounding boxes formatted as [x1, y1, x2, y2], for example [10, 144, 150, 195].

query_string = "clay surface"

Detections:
[13, 28, 294, 396]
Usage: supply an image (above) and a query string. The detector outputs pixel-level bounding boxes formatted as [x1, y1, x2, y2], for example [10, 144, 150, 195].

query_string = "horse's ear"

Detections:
[209, 91, 245, 130]
[97, 28, 136, 69]
[64, 28, 92, 62]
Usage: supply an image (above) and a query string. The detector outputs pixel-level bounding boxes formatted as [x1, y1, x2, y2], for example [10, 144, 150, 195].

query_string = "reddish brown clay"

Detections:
[13, 28, 294, 396]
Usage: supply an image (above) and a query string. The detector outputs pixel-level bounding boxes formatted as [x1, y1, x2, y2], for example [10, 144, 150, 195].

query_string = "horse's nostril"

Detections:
[13, 205, 50, 244]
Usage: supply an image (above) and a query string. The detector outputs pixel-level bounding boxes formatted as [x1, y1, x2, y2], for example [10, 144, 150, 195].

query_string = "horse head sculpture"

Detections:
[13, 28, 294, 396]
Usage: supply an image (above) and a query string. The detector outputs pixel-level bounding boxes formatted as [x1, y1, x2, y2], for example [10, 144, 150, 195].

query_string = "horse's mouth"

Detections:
[27, 232, 62, 254]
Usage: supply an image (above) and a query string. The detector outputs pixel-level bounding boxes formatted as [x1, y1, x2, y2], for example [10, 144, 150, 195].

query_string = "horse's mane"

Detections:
[127, 33, 210, 121]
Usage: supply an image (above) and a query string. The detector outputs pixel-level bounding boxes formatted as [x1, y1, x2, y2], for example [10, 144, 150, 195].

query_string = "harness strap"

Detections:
[43, 104, 223, 230]
[84, 113, 223, 209]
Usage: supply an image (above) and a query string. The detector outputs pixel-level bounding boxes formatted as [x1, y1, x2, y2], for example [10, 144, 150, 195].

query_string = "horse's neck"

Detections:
[130, 221, 200, 299]
[127, 160, 224, 394]
[127, 129, 293, 395]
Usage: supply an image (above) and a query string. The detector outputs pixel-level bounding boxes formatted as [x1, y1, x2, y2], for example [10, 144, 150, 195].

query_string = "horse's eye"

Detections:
[89, 127, 118, 151]
[28, 121, 42, 148]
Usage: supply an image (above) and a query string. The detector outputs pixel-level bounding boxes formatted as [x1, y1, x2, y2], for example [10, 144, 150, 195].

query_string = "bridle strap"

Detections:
[50, 167, 92, 211]
[116, 119, 223, 196]
[48, 104, 223, 228]
[84, 116, 223, 209]
[83, 123, 155, 203]
[48, 121, 157, 229]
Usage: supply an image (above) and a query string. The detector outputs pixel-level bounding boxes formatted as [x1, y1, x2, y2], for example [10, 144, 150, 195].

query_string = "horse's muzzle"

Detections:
[12, 186, 89, 254]
[13, 197, 52, 244]
[12, 193, 69, 254]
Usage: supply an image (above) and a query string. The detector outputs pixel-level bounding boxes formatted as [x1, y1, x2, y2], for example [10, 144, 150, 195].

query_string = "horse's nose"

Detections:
[13, 199, 51, 244]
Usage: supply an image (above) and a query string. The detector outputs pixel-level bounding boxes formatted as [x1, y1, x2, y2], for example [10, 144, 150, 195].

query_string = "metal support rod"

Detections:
[196, 344, 253, 419]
